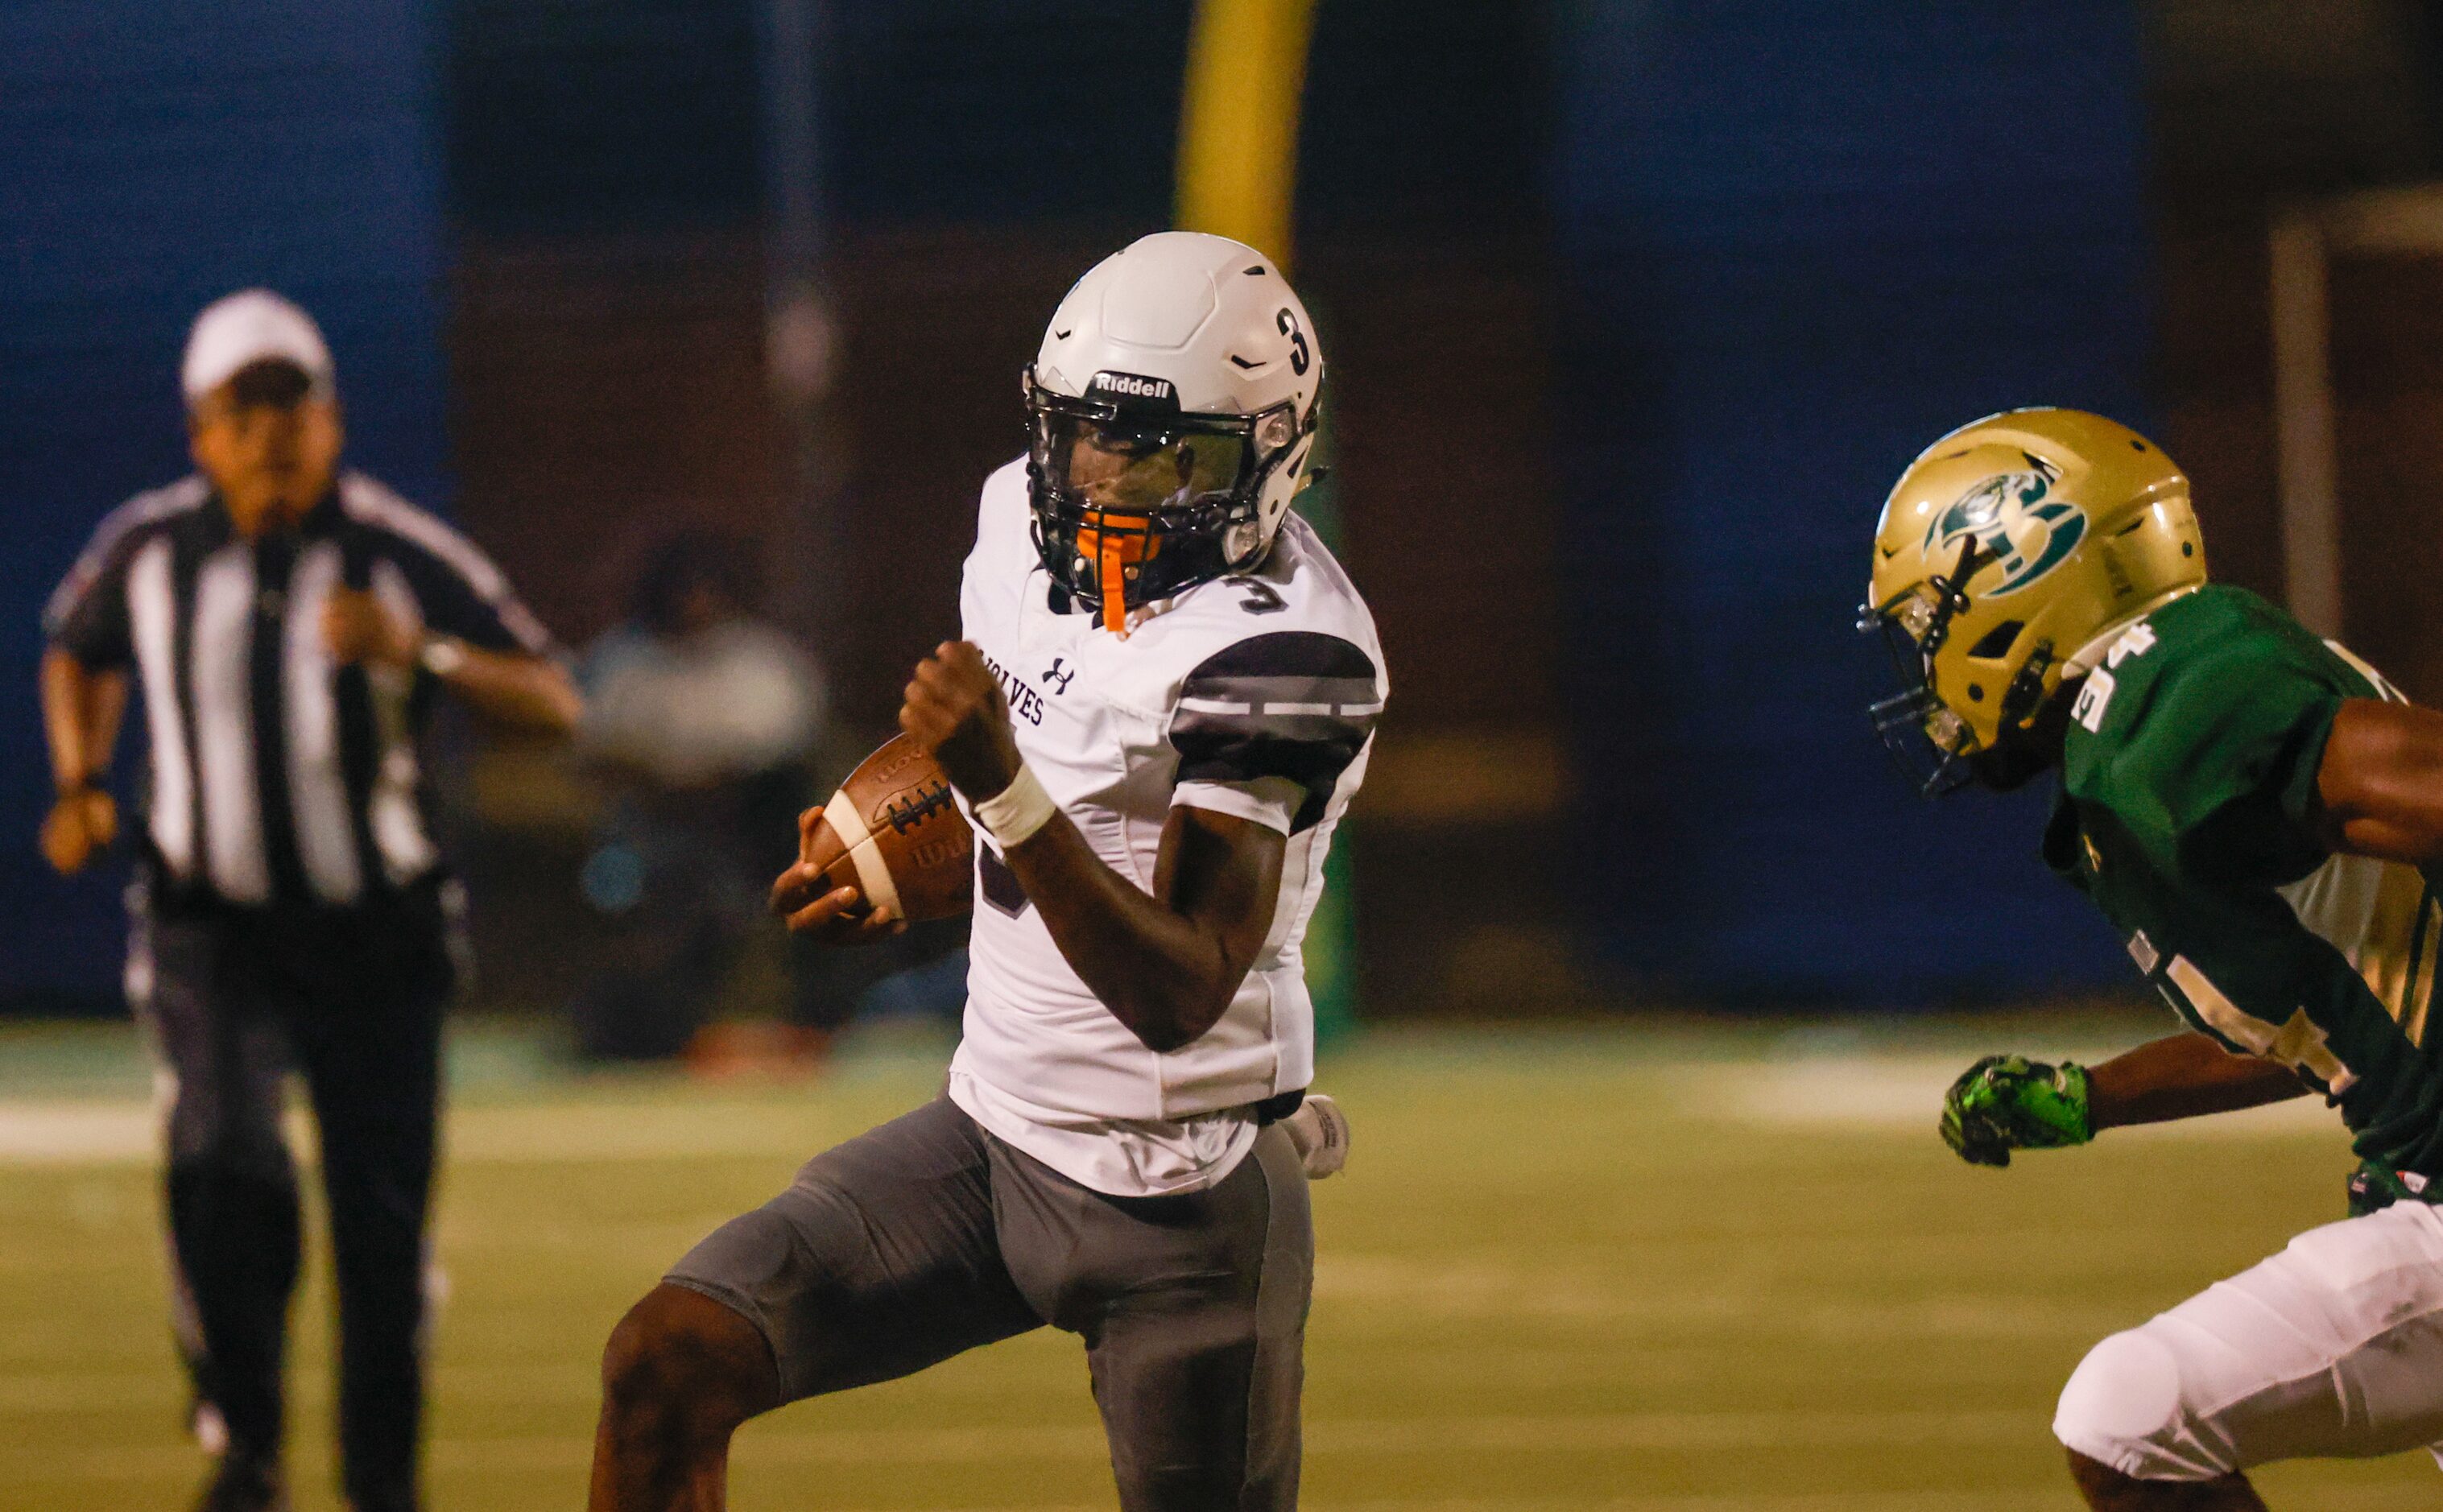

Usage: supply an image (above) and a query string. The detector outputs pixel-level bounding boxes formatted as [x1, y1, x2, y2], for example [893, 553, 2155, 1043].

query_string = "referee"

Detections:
[39, 290, 581, 1512]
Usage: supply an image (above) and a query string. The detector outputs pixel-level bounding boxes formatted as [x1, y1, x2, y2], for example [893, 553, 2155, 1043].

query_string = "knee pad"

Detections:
[2054, 1325, 2230, 1481]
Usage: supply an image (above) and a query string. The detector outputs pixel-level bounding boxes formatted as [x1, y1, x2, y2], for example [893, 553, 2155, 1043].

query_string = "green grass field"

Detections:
[2, 1013, 2437, 1511]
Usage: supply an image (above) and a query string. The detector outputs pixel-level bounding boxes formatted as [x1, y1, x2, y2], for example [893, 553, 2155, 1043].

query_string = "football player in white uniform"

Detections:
[589, 232, 1384, 1512]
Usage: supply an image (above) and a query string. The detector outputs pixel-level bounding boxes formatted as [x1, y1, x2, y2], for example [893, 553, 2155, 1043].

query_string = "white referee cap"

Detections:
[181, 289, 334, 407]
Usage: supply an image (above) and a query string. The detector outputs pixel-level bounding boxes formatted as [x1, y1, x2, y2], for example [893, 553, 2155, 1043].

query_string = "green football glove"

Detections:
[1940, 1054, 2094, 1167]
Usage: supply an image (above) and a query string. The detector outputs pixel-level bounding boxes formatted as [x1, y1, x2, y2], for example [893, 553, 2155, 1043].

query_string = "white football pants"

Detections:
[2054, 1200, 2443, 1480]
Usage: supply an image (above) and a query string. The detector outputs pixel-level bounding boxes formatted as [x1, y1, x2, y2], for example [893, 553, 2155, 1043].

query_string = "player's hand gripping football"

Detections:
[899, 642, 1023, 804]
[1940, 1054, 2094, 1167]
[770, 804, 906, 944]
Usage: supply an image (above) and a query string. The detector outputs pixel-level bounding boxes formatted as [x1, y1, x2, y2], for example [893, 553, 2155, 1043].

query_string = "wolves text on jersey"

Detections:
[980, 650, 1048, 725]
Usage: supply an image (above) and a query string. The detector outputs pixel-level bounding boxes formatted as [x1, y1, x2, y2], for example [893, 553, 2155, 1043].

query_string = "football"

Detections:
[799, 733, 976, 923]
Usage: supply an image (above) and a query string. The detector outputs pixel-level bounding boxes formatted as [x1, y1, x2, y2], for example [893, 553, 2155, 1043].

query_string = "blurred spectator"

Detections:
[571, 530, 835, 1061]
[571, 531, 975, 1067]
[581, 531, 823, 793]
[573, 530, 953, 1064]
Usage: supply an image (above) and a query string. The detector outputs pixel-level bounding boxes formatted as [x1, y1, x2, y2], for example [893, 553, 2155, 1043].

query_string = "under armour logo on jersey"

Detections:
[1042, 656, 1077, 694]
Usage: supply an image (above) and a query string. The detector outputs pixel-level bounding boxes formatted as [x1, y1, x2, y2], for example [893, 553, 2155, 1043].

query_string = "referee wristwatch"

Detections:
[418, 634, 470, 678]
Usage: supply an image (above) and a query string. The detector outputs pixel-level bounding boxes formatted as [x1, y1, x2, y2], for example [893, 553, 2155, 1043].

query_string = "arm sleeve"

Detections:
[43, 525, 141, 670]
[2099, 648, 2346, 884]
[1172, 775, 1305, 834]
[1168, 630, 1383, 834]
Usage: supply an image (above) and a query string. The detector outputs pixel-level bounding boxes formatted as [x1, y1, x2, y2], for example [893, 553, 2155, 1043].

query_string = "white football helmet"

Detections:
[1025, 231, 1324, 633]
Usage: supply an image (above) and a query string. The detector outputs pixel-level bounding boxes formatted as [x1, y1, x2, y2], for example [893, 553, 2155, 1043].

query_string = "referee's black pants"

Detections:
[134, 878, 454, 1510]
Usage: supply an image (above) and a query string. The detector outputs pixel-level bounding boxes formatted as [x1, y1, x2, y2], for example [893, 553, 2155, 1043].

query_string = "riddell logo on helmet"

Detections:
[1090, 371, 1175, 403]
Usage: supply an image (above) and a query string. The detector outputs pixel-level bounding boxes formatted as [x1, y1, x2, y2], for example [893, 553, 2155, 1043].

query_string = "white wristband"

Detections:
[973, 763, 1056, 847]
[419, 634, 469, 678]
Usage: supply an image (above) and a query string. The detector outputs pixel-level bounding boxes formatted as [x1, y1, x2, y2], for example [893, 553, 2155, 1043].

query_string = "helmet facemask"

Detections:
[1024, 368, 1312, 634]
[1860, 536, 2062, 797]
[1862, 545, 1979, 796]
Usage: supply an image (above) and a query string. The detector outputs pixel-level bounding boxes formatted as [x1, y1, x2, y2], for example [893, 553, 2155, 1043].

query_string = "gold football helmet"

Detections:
[1860, 408, 2205, 794]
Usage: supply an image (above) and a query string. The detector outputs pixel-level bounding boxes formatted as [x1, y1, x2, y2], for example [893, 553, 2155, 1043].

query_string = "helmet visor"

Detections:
[1025, 378, 1306, 630]
[1035, 413, 1251, 517]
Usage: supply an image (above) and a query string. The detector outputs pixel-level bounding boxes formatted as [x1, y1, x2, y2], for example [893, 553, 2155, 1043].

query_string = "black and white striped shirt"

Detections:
[44, 471, 553, 911]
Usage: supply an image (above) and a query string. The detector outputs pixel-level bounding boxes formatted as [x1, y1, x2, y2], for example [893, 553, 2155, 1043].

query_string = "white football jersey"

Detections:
[945, 458, 1386, 1196]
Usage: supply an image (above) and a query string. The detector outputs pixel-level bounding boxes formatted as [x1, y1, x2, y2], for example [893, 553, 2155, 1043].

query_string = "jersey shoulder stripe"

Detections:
[43, 474, 211, 636]
[1172, 630, 1382, 832]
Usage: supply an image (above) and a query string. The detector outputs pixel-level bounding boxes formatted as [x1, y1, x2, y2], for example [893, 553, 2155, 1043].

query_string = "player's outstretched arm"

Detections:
[321, 588, 582, 737]
[1941, 1034, 2302, 1166]
[900, 641, 1285, 1053]
[420, 640, 584, 736]
[2315, 699, 2443, 864]
[2085, 1031, 2305, 1130]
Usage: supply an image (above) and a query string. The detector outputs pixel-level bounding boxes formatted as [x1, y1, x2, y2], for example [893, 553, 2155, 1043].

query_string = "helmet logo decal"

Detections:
[1087, 370, 1183, 415]
[1924, 457, 2085, 596]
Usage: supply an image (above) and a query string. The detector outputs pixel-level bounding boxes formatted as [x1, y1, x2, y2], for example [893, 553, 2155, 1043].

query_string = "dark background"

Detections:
[8, 0, 2443, 1018]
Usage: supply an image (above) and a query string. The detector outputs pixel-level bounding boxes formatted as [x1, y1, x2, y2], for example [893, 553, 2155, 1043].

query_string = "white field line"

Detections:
[647, 1489, 2443, 1512]
[0, 1407, 2040, 1481]
[437, 1498, 2424, 1512]
[9, 1417, 2433, 1506]
[1306, 1502, 2057, 1512]
[1313, 1255, 2129, 1340]
[0, 1102, 159, 1164]
[0, 1100, 833, 1167]
[1689, 1056, 2339, 1137]
[0, 1051, 2345, 1167]
[1401, 1501, 2433, 1512]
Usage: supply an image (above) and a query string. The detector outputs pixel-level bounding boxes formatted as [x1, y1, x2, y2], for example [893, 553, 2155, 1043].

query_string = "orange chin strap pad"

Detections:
[1098, 531, 1131, 633]
[1075, 510, 1159, 635]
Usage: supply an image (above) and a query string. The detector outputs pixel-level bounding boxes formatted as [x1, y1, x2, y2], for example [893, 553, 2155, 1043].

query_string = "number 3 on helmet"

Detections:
[1024, 232, 1325, 635]
[1860, 407, 2207, 795]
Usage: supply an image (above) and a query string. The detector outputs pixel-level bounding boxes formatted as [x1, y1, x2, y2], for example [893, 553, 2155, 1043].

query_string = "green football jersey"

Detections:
[2044, 584, 2443, 1176]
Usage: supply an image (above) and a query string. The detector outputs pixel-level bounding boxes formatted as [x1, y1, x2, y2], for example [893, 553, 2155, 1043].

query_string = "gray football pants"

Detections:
[664, 1097, 1313, 1512]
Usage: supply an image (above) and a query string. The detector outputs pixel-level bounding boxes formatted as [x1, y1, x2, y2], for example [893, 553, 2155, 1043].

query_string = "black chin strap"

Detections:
[1921, 537, 1986, 657]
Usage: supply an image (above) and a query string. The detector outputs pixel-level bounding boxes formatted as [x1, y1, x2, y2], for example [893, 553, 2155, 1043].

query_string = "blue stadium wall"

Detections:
[1556, 2, 2148, 1002]
[0, 1, 449, 1006]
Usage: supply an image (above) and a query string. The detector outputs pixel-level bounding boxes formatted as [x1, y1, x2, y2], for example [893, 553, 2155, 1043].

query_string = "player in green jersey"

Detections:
[1862, 408, 2443, 1511]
